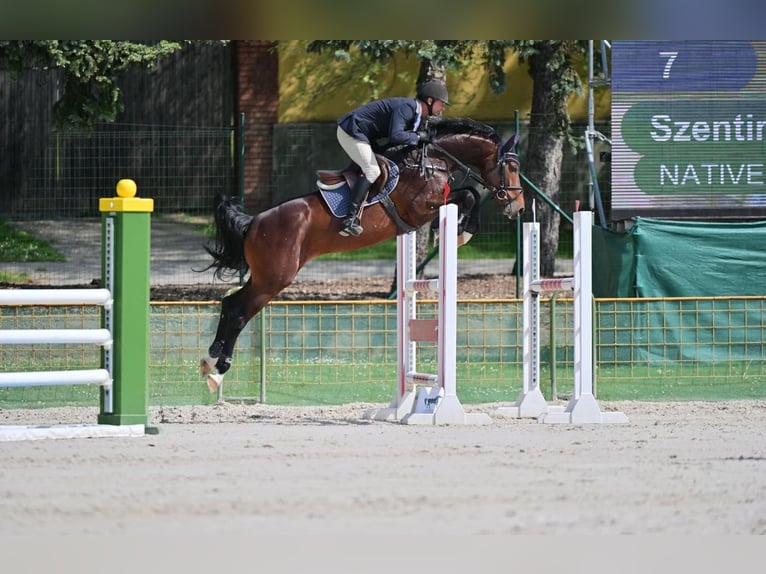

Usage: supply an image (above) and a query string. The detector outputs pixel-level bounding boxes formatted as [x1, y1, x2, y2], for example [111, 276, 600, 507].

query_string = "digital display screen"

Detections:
[611, 41, 766, 220]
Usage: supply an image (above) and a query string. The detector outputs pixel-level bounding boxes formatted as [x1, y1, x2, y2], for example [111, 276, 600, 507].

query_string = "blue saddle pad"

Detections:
[319, 158, 400, 218]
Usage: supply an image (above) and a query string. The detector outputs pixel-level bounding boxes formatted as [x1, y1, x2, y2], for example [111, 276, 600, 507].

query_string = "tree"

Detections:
[0, 40, 185, 129]
[510, 40, 589, 276]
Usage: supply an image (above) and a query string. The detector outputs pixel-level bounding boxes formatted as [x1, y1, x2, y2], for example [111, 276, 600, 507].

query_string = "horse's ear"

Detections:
[500, 133, 520, 156]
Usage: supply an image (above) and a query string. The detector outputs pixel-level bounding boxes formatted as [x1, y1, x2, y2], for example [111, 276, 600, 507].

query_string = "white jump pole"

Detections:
[0, 369, 112, 387]
[0, 253, 116, 403]
[0, 288, 114, 394]
[365, 203, 490, 425]
[497, 210, 627, 424]
[0, 328, 112, 346]
[0, 289, 112, 306]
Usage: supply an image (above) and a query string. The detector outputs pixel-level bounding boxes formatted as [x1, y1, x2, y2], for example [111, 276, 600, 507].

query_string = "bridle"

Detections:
[493, 150, 524, 206]
[382, 134, 523, 235]
[423, 139, 524, 205]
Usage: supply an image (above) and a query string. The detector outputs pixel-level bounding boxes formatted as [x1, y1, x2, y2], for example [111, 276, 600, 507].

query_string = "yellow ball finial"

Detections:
[116, 179, 137, 198]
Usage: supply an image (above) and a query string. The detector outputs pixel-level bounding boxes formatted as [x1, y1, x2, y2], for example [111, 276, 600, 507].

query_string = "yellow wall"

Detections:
[278, 41, 611, 123]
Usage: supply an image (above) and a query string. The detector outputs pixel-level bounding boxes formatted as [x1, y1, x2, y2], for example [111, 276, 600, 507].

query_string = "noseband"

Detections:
[493, 151, 524, 205]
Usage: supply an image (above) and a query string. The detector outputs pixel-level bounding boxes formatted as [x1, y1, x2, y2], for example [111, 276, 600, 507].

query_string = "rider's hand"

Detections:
[417, 130, 430, 144]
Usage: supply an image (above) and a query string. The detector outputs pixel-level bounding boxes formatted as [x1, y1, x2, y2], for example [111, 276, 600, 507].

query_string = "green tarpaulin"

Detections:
[593, 218, 766, 298]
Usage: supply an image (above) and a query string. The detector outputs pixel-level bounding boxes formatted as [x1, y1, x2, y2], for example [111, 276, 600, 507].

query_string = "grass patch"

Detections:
[314, 233, 517, 262]
[0, 269, 32, 283]
[4, 355, 766, 409]
[317, 238, 397, 260]
[155, 213, 215, 238]
[312, 230, 562, 262]
[0, 220, 65, 263]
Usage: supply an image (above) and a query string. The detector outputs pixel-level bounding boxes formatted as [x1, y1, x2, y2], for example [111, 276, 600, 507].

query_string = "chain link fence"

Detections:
[2, 123, 236, 286]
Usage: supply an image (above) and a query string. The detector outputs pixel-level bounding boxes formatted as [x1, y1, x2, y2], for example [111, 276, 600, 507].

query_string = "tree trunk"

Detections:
[524, 44, 568, 277]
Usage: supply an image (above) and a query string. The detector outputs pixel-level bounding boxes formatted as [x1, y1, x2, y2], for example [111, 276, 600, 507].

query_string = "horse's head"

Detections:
[428, 119, 525, 220]
[491, 133, 525, 220]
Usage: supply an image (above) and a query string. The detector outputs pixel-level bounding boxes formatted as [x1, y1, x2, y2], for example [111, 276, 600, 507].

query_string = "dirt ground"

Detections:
[1, 399, 765, 538]
[151, 273, 519, 301]
[3, 263, 765, 544]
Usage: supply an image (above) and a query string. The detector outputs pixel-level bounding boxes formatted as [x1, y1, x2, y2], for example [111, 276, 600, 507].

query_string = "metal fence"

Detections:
[1, 123, 236, 286]
[4, 122, 237, 219]
[1, 120, 610, 288]
[2, 296, 764, 409]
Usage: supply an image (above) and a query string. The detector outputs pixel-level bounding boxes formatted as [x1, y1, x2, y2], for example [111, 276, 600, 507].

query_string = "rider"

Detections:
[336, 80, 449, 237]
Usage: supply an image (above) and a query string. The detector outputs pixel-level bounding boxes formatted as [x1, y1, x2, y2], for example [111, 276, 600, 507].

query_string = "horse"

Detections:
[199, 117, 525, 391]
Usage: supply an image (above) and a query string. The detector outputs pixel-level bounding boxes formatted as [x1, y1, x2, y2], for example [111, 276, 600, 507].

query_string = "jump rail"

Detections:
[0, 224, 116, 405]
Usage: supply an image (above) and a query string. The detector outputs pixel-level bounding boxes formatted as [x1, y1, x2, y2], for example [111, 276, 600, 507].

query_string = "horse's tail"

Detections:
[203, 193, 254, 280]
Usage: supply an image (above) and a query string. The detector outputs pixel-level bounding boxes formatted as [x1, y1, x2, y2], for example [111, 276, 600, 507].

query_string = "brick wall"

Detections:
[235, 40, 279, 212]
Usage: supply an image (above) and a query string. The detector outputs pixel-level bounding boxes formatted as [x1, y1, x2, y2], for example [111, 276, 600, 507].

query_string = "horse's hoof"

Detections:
[200, 356, 216, 376]
[458, 231, 473, 246]
[206, 373, 223, 393]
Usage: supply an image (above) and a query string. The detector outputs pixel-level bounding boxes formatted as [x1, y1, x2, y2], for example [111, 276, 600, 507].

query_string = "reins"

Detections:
[422, 139, 523, 197]
[421, 140, 478, 186]
[380, 129, 524, 234]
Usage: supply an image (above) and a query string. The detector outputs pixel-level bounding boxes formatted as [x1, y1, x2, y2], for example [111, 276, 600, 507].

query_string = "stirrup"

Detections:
[339, 217, 363, 237]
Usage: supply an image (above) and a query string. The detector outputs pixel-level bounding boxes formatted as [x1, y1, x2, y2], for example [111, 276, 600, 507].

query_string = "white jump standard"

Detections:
[366, 203, 491, 425]
[497, 210, 628, 424]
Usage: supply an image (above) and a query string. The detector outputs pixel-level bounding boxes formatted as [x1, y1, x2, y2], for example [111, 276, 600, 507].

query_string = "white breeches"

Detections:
[336, 126, 381, 183]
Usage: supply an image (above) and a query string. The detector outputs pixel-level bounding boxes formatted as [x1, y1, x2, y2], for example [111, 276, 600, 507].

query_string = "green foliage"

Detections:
[0, 40, 185, 128]
[509, 40, 590, 150]
[0, 219, 65, 262]
[307, 40, 504, 93]
[306, 40, 590, 149]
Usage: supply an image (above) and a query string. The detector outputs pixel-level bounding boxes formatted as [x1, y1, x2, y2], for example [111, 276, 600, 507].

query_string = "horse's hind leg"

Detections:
[200, 281, 261, 391]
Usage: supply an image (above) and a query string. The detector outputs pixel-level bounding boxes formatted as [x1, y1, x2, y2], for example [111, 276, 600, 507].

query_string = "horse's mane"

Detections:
[428, 117, 502, 145]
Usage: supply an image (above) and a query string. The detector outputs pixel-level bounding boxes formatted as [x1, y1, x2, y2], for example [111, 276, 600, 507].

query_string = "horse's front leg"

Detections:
[447, 186, 481, 244]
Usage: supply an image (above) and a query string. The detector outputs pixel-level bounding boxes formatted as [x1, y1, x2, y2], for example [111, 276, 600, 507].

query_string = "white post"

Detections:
[0, 289, 112, 306]
[396, 220, 420, 417]
[495, 220, 549, 418]
[539, 211, 628, 424]
[439, 203, 457, 398]
[575, 209, 594, 400]
[497, 210, 628, 424]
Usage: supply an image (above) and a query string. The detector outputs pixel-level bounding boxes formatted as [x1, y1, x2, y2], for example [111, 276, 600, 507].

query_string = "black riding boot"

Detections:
[339, 177, 373, 237]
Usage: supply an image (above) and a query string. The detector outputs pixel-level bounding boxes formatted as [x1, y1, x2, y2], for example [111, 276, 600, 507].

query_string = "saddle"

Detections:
[316, 155, 400, 218]
[315, 153, 395, 191]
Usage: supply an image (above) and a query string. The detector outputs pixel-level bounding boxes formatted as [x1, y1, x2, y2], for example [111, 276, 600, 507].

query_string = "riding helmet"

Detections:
[417, 81, 449, 104]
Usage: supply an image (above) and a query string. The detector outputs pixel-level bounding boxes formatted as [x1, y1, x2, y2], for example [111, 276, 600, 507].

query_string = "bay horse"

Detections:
[200, 117, 525, 390]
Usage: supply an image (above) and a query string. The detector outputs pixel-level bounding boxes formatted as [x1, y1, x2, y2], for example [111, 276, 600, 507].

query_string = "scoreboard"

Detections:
[611, 41, 766, 220]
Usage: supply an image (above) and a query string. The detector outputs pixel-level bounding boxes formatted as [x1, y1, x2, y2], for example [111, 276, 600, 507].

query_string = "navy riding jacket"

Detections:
[337, 97, 421, 151]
